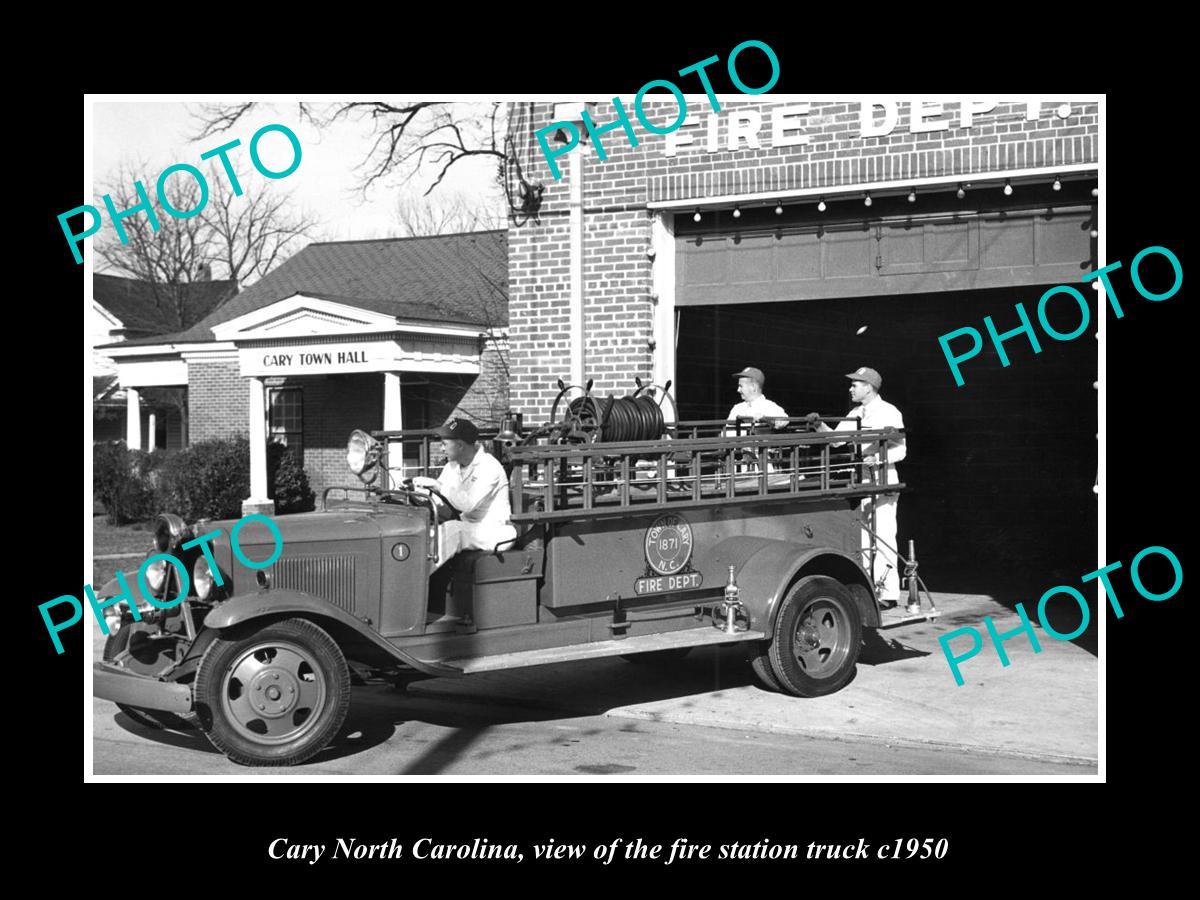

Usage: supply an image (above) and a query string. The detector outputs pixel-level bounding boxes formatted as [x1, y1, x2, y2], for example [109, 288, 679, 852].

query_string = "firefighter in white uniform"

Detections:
[810, 367, 906, 605]
[413, 418, 517, 572]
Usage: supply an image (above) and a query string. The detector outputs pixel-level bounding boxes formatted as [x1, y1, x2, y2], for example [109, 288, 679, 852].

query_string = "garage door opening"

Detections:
[675, 289, 1097, 599]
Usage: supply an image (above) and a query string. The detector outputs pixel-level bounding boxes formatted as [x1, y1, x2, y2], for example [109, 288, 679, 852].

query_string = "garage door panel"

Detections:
[926, 221, 972, 264]
[729, 240, 773, 283]
[1036, 214, 1091, 266]
[823, 230, 873, 278]
[777, 236, 822, 280]
[980, 218, 1035, 269]
[677, 208, 1093, 305]
[682, 242, 729, 285]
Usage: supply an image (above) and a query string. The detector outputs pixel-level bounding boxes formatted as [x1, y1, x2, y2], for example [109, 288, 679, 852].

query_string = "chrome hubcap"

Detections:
[221, 641, 326, 743]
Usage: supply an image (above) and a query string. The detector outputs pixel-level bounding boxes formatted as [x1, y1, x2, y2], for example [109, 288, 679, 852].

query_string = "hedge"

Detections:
[93, 437, 315, 524]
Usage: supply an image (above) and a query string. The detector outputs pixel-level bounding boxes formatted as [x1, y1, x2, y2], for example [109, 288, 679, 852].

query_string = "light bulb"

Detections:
[1091, 187, 1098, 198]
[732, 206, 741, 219]
[693, 209, 701, 223]
[907, 190, 916, 203]
[1053, 177, 1062, 191]
[1003, 180, 1013, 196]
[774, 202, 783, 215]
[1090, 229, 1098, 238]
[956, 184, 966, 199]
[817, 199, 826, 212]
[864, 193, 872, 207]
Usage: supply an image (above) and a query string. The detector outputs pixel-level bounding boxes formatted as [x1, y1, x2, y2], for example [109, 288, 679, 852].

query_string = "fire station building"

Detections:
[504, 98, 1100, 583]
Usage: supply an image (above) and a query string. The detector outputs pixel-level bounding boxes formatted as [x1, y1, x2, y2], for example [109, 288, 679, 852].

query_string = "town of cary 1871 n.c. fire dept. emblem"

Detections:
[635, 514, 702, 596]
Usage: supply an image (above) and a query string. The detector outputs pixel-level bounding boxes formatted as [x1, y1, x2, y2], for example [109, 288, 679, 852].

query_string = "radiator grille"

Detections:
[272, 554, 357, 612]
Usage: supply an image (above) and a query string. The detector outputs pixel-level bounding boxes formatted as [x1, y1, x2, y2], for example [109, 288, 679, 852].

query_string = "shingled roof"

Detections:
[93, 273, 237, 337]
[111, 230, 508, 347]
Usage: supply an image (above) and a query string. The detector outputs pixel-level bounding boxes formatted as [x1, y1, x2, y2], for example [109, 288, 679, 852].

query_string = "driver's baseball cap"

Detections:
[845, 366, 882, 390]
[731, 366, 765, 386]
[433, 417, 480, 443]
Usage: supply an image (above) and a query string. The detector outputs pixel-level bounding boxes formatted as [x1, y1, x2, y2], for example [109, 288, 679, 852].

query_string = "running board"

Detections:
[438, 626, 768, 674]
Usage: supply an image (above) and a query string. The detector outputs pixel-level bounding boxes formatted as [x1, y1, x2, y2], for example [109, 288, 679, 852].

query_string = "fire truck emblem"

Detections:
[636, 515, 701, 595]
[645, 514, 693, 575]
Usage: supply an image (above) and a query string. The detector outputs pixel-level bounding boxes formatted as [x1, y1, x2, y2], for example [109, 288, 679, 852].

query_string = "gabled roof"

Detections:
[93, 273, 237, 337]
[112, 230, 508, 348]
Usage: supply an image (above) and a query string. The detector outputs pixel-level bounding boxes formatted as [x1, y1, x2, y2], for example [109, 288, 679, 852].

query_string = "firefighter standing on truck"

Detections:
[810, 367, 906, 607]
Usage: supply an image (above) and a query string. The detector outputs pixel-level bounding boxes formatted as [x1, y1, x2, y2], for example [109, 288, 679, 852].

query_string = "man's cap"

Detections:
[433, 417, 480, 443]
[845, 366, 882, 390]
[731, 366, 765, 386]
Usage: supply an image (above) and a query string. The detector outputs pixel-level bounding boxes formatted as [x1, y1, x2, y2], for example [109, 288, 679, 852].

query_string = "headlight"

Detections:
[347, 429, 382, 482]
[145, 558, 168, 592]
[194, 556, 217, 600]
[153, 513, 190, 553]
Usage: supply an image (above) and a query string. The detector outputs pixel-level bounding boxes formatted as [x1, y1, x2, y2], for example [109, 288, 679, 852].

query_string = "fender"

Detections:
[706, 537, 879, 633]
[203, 590, 460, 677]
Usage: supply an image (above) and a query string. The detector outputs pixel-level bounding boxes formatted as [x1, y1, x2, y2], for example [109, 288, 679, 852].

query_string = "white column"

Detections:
[126, 387, 142, 450]
[651, 212, 677, 423]
[383, 372, 403, 487]
[243, 376, 274, 515]
[147, 412, 157, 451]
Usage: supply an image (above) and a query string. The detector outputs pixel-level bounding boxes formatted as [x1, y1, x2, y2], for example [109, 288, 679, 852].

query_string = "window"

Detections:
[269, 387, 303, 461]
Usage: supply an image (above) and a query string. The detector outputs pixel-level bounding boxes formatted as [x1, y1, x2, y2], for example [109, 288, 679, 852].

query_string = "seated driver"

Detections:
[412, 417, 517, 572]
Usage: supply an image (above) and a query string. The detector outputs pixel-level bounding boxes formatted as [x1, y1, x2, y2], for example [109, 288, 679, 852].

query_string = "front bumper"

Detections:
[94, 662, 193, 714]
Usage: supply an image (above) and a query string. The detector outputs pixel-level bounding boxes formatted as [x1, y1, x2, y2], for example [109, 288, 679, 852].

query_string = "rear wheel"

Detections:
[746, 644, 783, 692]
[767, 576, 862, 697]
[194, 618, 350, 767]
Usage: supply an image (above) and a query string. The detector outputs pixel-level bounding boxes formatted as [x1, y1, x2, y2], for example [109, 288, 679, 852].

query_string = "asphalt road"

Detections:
[92, 685, 1093, 777]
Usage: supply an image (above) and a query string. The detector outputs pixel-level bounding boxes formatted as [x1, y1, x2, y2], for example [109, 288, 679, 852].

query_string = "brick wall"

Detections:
[187, 357, 247, 443]
[452, 338, 511, 427]
[506, 99, 1099, 420]
[292, 373, 383, 498]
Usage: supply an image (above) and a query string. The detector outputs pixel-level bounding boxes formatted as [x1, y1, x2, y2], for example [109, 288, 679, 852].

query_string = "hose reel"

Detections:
[536, 377, 676, 445]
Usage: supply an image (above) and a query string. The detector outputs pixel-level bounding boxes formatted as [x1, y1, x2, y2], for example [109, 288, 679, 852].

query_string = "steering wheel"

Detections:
[401, 480, 462, 523]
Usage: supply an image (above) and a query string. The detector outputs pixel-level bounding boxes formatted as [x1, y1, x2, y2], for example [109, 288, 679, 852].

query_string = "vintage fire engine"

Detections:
[94, 380, 936, 766]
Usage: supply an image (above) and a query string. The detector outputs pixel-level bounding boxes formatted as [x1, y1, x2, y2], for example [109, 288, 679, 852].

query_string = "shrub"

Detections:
[155, 437, 251, 521]
[268, 443, 315, 513]
[93, 441, 158, 525]
[151, 437, 316, 520]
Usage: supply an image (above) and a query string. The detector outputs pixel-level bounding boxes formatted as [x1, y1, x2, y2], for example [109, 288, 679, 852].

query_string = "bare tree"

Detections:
[95, 161, 216, 329]
[96, 160, 320, 329]
[191, 101, 544, 224]
[204, 164, 320, 287]
[393, 190, 505, 237]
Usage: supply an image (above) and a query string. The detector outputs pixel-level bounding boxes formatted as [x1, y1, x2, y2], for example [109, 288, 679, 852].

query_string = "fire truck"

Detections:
[94, 381, 936, 766]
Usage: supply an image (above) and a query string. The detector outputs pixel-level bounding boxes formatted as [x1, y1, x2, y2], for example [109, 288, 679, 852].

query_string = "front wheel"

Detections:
[766, 575, 862, 697]
[193, 618, 350, 767]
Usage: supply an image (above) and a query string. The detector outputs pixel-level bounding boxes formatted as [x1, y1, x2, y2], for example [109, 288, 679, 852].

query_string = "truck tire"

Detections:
[194, 617, 350, 767]
[767, 575, 862, 697]
[746, 645, 784, 692]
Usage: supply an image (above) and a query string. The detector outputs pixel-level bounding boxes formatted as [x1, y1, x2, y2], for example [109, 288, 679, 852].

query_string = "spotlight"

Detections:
[817, 198, 826, 212]
[1053, 176, 1062, 191]
[693, 208, 701, 223]
[732, 206, 741, 219]
[1003, 180, 1013, 196]
[956, 183, 966, 200]
[864, 193, 872, 207]
[774, 201, 783, 215]
[907, 189, 917, 203]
